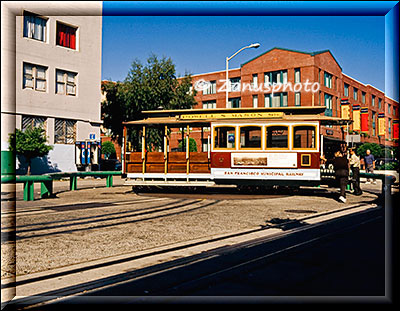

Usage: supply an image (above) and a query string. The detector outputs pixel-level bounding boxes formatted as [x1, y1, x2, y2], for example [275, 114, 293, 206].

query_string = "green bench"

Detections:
[1, 171, 122, 201]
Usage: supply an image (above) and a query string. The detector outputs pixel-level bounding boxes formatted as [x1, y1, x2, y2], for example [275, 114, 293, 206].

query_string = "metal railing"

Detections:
[321, 169, 397, 196]
[1, 171, 122, 201]
[1, 170, 396, 202]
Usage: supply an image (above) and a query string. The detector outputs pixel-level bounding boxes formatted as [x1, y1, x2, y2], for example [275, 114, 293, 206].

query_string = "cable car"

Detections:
[122, 106, 351, 188]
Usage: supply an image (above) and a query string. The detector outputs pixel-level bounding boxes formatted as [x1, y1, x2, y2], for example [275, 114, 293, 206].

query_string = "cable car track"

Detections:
[6, 202, 382, 309]
[6, 199, 220, 242]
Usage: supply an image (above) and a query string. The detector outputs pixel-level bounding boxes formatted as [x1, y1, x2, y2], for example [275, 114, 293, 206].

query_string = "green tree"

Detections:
[101, 54, 197, 150]
[178, 137, 198, 152]
[8, 127, 53, 175]
[101, 80, 126, 147]
[101, 141, 116, 159]
[356, 142, 383, 158]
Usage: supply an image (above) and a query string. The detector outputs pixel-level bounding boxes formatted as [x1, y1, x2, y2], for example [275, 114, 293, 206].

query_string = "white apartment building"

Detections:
[1, 2, 102, 173]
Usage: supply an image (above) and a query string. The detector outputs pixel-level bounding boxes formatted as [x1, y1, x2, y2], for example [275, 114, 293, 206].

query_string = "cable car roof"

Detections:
[122, 106, 352, 127]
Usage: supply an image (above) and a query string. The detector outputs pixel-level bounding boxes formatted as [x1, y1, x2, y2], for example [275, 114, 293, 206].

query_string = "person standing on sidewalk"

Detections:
[364, 149, 376, 184]
[349, 148, 363, 195]
[332, 149, 350, 203]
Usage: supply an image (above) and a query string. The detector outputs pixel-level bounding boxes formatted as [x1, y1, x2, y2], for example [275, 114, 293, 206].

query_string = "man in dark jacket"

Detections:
[332, 150, 350, 203]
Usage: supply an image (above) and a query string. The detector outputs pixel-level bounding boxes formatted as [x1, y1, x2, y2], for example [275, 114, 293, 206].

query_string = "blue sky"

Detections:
[101, 6, 388, 94]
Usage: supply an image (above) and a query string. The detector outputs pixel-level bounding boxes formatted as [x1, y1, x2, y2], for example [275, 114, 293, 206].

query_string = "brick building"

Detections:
[172, 47, 398, 152]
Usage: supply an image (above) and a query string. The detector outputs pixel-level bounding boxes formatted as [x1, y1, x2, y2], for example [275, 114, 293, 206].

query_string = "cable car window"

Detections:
[293, 125, 316, 149]
[240, 126, 262, 149]
[214, 126, 236, 149]
[266, 126, 288, 148]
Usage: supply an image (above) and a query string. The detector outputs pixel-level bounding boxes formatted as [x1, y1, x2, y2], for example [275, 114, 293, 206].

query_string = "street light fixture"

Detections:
[226, 43, 260, 108]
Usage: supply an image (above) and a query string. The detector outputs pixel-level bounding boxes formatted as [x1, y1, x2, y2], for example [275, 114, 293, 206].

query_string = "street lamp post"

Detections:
[225, 43, 260, 108]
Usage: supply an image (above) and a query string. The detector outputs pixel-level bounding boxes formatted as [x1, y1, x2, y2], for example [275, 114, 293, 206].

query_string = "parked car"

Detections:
[99, 158, 122, 171]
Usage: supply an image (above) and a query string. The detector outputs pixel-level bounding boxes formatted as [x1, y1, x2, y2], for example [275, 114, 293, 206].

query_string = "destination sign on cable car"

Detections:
[180, 112, 284, 120]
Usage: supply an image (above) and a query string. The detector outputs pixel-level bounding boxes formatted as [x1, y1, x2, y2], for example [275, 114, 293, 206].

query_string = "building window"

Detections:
[282, 70, 288, 84]
[378, 98, 382, 110]
[202, 100, 216, 109]
[264, 94, 270, 107]
[228, 97, 241, 108]
[388, 104, 391, 114]
[240, 126, 262, 149]
[353, 88, 358, 101]
[23, 11, 47, 42]
[362, 91, 366, 104]
[294, 68, 301, 83]
[293, 126, 316, 149]
[23, 63, 34, 89]
[372, 111, 376, 136]
[252, 95, 258, 108]
[252, 74, 258, 89]
[203, 80, 216, 95]
[282, 92, 288, 106]
[324, 94, 333, 116]
[23, 63, 47, 91]
[266, 126, 288, 149]
[344, 83, 349, 97]
[324, 72, 332, 88]
[56, 69, 77, 96]
[335, 97, 339, 117]
[295, 92, 301, 106]
[271, 94, 280, 107]
[214, 126, 235, 149]
[264, 70, 287, 85]
[54, 119, 76, 144]
[229, 77, 241, 92]
[202, 138, 209, 152]
[264, 73, 269, 85]
[371, 95, 375, 107]
[56, 22, 77, 49]
[22, 116, 46, 132]
[264, 93, 288, 107]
